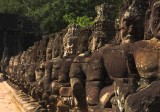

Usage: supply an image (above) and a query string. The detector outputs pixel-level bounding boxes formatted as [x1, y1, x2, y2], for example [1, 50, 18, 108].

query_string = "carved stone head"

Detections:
[150, 1, 160, 39]
[37, 36, 49, 62]
[88, 3, 116, 52]
[145, 0, 160, 39]
[63, 24, 80, 57]
[77, 28, 92, 54]
[94, 3, 115, 22]
[46, 34, 55, 61]
[119, 0, 148, 43]
[52, 32, 63, 59]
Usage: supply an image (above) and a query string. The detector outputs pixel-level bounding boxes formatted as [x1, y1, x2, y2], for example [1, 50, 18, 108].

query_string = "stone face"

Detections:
[118, 0, 148, 43]
[123, 1, 160, 111]
[4, 1, 160, 112]
[37, 36, 49, 62]
[69, 3, 117, 111]
[94, 3, 115, 22]
[89, 3, 116, 53]
[52, 32, 64, 59]
[77, 28, 92, 54]
[63, 25, 80, 57]
[46, 34, 55, 61]
[85, 1, 150, 111]
[145, 0, 160, 39]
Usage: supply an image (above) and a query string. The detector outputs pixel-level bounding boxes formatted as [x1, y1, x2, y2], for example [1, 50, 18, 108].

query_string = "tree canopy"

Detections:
[0, 0, 122, 33]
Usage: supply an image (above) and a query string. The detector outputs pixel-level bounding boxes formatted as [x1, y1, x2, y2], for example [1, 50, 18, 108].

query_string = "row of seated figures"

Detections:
[2, 0, 160, 112]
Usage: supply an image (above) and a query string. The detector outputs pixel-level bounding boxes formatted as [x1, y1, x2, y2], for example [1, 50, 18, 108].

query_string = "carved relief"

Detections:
[63, 25, 80, 57]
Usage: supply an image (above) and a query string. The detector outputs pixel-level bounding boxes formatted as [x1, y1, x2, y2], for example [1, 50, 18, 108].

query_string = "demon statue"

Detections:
[85, 0, 149, 111]
[69, 3, 116, 112]
[125, 0, 160, 112]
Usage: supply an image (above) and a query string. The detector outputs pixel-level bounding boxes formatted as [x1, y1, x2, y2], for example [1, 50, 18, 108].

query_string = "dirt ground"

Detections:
[0, 74, 22, 112]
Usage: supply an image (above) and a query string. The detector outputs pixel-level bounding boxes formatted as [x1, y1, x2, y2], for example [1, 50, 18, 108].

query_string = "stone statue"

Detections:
[94, 3, 115, 22]
[63, 24, 80, 57]
[4, 1, 160, 112]
[52, 32, 64, 59]
[69, 3, 117, 111]
[46, 34, 55, 61]
[85, 0, 149, 111]
[145, 0, 160, 39]
[89, 3, 116, 52]
[118, 0, 148, 43]
[124, 0, 160, 111]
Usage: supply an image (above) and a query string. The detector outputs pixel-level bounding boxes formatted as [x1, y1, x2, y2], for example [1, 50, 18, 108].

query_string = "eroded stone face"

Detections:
[119, 0, 145, 43]
[150, 1, 160, 38]
[94, 3, 115, 22]
[63, 25, 80, 57]
[52, 32, 63, 59]
[88, 34, 106, 52]
[133, 0, 160, 80]
[77, 28, 92, 54]
[88, 3, 116, 53]
[46, 34, 55, 61]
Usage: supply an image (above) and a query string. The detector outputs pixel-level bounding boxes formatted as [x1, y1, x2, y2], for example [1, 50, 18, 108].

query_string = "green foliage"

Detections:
[0, 0, 122, 33]
[63, 14, 94, 27]
[76, 16, 94, 27]
[63, 13, 76, 25]
[0, 0, 20, 13]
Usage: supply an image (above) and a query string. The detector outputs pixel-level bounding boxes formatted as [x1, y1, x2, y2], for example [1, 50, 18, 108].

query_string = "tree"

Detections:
[0, 0, 122, 33]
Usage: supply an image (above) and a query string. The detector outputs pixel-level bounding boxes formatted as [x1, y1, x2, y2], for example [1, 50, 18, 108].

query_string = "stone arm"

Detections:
[86, 49, 106, 107]
[43, 61, 52, 91]
[69, 55, 88, 110]
[70, 58, 85, 94]
[58, 58, 74, 84]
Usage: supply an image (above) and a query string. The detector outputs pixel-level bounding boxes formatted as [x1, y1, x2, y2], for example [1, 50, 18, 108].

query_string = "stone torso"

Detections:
[133, 39, 160, 79]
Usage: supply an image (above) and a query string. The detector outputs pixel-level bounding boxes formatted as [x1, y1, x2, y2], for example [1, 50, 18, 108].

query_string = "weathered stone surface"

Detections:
[69, 3, 117, 111]
[46, 34, 55, 61]
[125, 80, 160, 112]
[77, 28, 92, 54]
[117, 0, 148, 43]
[85, 1, 150, 111]
[52, 32, 64, 59]
[94, 3, 115, 22]
[113, 78, 138, 112]
[89, 3, 116, 53]
[63, 24, 80, 57]
[4, 1, 160, 112]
